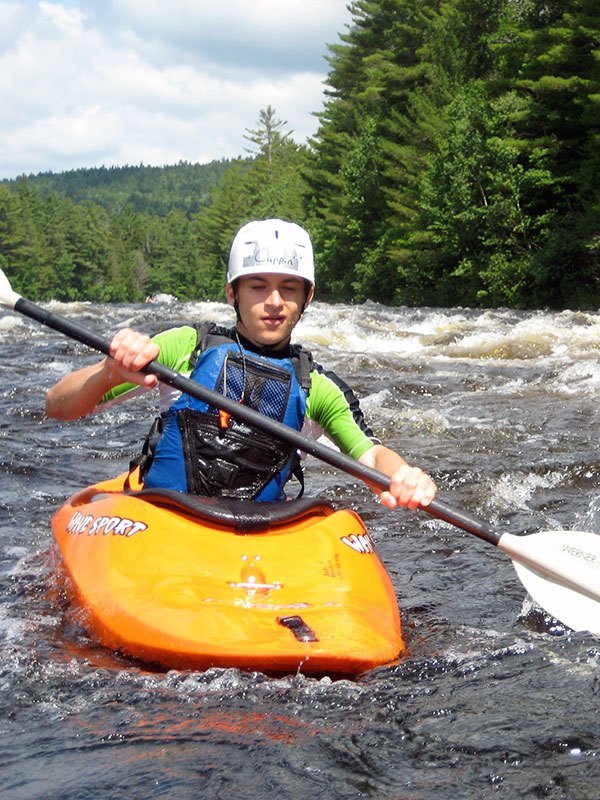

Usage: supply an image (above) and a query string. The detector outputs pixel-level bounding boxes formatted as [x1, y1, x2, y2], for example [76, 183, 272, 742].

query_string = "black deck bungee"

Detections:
[125, 487, 335, 533]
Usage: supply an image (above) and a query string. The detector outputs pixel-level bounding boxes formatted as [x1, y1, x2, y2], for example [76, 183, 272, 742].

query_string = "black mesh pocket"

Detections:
[177, 409, 295, 499]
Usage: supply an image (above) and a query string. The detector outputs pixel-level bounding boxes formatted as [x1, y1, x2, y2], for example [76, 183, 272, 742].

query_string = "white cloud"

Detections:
[0, 0, 352, 178]
[104, 0, 347, 73]
[39, 0, 85, 35]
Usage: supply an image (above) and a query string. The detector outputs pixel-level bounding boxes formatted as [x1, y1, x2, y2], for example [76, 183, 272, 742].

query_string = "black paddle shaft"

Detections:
[17, 296, 502, 546]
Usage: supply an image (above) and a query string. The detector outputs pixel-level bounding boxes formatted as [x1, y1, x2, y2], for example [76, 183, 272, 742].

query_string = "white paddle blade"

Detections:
[513, 559, 600, 634]
[0, 268, 21, 310]
[499, 530, 600, 633]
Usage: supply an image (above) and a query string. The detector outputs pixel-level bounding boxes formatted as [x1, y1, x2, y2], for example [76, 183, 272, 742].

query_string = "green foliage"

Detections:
[2, 161, 233, 218]
[306, 0, 600, 309]
[2, 2, 599, 309]
[0, 109, 312, 304]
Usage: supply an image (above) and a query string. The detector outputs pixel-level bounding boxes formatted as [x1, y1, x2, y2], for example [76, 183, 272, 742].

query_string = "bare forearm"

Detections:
[45, 358, 117, 420]
[360, 444, 408, 476]
[45, 328, 160, 421]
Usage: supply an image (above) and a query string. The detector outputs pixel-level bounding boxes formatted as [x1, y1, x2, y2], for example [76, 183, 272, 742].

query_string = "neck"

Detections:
[234, 326, 292, 357]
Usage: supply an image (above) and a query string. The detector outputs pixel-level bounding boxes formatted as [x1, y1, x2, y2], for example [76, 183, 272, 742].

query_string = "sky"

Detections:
[0, 0, 353, 179]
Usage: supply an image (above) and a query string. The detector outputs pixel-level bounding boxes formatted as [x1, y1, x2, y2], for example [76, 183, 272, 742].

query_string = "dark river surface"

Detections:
[1, 297, 600, 799]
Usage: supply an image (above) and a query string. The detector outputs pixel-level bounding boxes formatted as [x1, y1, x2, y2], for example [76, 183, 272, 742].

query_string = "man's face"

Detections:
[226, 273, 313, 349]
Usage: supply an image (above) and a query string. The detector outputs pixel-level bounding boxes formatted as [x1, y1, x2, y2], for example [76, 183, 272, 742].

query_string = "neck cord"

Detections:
[233, 330, 248, 404]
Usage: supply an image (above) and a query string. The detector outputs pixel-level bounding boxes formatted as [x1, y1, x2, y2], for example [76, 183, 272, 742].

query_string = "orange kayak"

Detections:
[51, 473, 404, 675]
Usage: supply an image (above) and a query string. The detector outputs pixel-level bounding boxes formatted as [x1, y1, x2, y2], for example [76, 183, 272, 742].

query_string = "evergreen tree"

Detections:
[416, 86, 532, 306]
[380, 0, 506, 304]
[244, 106, 294, 174]
[306, 0, 443, 302]
[195, 107, 312, 300]
[5, 178, 48, 297]
[193, 161, 254, 301]
[492, 0, 600, 306]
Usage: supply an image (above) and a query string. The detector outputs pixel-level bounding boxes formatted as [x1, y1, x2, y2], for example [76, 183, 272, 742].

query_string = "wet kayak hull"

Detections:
[51, 474, 404, 675]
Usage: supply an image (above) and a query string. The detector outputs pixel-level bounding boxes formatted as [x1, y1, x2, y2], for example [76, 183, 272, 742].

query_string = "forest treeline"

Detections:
[1, 0, 599, 309]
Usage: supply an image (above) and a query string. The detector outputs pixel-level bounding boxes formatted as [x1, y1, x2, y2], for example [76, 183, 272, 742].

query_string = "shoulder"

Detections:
[153, 324, 197, 346]
[153, 325, 203, 372]
[308, 361, 357, 400]
[306, 361, 358, 412]
[306, 361, 380, 450]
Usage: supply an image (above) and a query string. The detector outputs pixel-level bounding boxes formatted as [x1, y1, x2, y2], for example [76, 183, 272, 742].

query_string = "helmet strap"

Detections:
[231, 284, 242, 322]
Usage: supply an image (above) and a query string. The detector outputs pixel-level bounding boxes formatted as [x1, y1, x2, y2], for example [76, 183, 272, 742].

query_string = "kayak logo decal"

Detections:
[66, 510, 148, 538]
[340, 533, 375, 554]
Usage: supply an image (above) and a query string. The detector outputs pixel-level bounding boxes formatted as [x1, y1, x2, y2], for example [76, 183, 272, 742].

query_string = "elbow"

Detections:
[45, 393, 65, 420]
[45, 392, 58, 419]
[45, 390, 78, 420]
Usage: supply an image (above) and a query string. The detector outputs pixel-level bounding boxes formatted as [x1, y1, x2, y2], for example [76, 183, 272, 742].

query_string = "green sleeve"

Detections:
[305, 369, 379, 460]
[98, 325, 198, 406]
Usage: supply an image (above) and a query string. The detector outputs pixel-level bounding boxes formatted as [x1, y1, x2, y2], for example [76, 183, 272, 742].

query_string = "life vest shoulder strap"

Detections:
[188, 321, 232, 369]
[291, 344, 313, 395]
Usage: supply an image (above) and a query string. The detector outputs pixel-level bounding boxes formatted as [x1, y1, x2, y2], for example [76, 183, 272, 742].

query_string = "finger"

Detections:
[109, 328, 138, 364]
[416, 479, 437, 507]
[389, 466, 419, 503]
[403, 474, 437, 510]
[109, 329, 159, 372]
[379, 491, 398, 509]
[388, 467, 437, 510]
[129, 339, 160, 372]
[142, 373, 159, 389]
[108, 327, 128, 357]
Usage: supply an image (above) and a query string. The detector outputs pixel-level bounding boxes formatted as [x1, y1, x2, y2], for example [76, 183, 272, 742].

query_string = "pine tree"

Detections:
[243, 106, 294, 176]
[193, 108, 312, 300]
[305, 0, 444, 302]
[492, 0, 600, 306]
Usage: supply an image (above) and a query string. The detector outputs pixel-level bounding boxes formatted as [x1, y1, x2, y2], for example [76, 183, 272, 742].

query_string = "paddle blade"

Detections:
[0, 267, 21, 310]
[499, 530, 600, 633]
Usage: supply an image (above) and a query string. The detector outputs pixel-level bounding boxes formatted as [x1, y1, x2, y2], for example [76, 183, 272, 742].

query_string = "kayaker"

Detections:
[45, 219, 437, 510]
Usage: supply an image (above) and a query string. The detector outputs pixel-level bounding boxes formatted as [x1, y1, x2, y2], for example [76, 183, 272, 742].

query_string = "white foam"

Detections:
[490, 471, 564, 511]
[46, 299, 92, 316]
[547, 361, 600, 396]
[0, 314, 24, 332]
[149, 293, 177, 304]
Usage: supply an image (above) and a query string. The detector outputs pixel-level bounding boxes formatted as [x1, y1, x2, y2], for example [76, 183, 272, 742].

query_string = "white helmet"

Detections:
[227, 219, 315, 286]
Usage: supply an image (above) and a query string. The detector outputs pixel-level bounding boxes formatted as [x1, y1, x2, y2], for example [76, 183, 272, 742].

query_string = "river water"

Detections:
[1, 298, 600, 799]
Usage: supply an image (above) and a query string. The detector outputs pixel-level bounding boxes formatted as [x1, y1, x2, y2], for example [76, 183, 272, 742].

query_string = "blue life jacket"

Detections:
[142, 325, 313, 501]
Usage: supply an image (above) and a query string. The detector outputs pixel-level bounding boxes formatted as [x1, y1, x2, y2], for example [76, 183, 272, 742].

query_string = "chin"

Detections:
[259, 333, 290, 349]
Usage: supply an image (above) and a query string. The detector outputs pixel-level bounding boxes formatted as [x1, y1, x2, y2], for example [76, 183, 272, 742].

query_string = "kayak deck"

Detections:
[51, 474, 404, 675]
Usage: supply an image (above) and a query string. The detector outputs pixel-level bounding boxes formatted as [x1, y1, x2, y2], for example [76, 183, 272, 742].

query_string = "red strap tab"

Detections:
[218, 409, 231, 429]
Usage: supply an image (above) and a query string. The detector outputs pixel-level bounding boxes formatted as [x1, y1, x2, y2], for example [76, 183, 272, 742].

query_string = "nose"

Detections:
[265, 288, 284, 307]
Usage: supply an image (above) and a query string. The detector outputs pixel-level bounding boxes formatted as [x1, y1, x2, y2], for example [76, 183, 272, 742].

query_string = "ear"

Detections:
[303, 285, 315, 311]
[225, 283, 236, 307]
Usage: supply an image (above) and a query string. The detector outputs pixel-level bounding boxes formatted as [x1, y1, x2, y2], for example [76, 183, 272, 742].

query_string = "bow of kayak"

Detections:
[51, 473, 404, 675]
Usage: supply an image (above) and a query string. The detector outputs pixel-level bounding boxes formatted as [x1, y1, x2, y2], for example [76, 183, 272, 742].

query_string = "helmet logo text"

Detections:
[243, 243, 300, 271]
